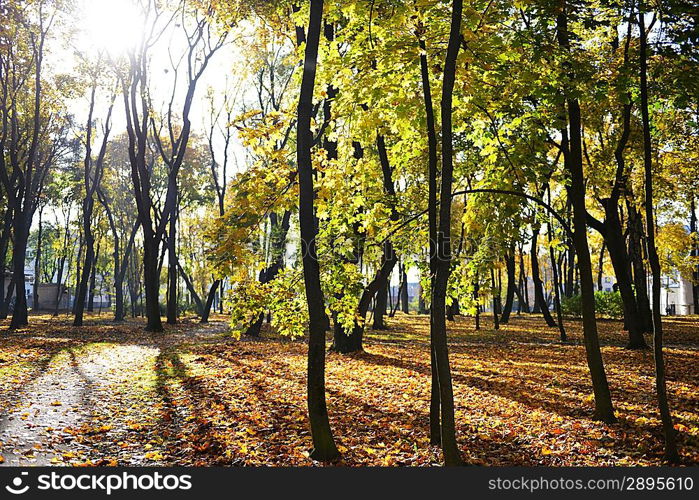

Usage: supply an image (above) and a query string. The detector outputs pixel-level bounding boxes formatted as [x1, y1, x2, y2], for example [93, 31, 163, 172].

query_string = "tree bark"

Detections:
[638, 6, 679, 462]
[597, 241, 605, 291]
[531, 225, 557, 326]
[33, 206, 43, 311]
[627, 202, 653, 330]
[0, 208, 13, 319]
[430, 0, 464, 465]
[400, 263, 409, 313]
[297, 0, 339, 462]
[500, 250, 516, 323]
[372, 277, 389, 330]
[691, 197, 699, 314]
[9, 220, 29, 328]
[166, 197, 178, 325]
[87, 244, 99, 313]
[490, 267, 500, 330]
[558, 0, 616, 423]
[419, 31, 443, 448]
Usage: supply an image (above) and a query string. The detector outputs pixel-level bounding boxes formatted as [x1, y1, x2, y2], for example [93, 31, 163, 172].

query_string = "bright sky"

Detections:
[31, 0, 255, 238]
[64, 0, 250, 172]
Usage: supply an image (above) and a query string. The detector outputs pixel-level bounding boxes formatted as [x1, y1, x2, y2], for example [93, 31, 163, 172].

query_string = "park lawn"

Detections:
[0, 313, 697, 466]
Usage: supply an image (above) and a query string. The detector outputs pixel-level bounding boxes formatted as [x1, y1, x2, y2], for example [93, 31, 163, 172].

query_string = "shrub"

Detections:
[561, 293, 582, 317]
[561, 291, 624, 319]
[594, 290, 624, 319]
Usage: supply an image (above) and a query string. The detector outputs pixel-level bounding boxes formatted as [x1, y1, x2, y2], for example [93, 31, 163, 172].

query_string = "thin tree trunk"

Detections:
[558, 0, 616, 423]
[166, 198, 178, 324]
[500, 251, 516, 323]
[474, 278, 481, 330]
[531, 225, 557, 326]
[597, 241, 605, 291]
[430, 0, 464, 465]
[87, 243, 99, 312]
[490, 267, 499, 330]
[297, 0, 338, 461]
[33, 207, 43, 311]
[691, 197, 699, 314]
[638, 6, 679, 462]
[400, 263, 409, 313]
[519, 244, 530, 311]
[547, 199, 567, 341]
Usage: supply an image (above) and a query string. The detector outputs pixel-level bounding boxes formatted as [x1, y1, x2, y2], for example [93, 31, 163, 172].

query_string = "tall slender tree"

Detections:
[297, 0, 339, 461]
[638, 3, 679, 463]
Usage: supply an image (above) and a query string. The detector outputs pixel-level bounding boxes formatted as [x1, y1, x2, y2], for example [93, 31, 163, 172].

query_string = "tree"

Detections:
[296, 0, 339, 461]
[556, 0, 616, 423]
[116, 0, 226, 331]
[0, 0, 68, 329]
[74, 57, 115, 326]
[638, 2, 679, 463]
[429, 0, 463, 466]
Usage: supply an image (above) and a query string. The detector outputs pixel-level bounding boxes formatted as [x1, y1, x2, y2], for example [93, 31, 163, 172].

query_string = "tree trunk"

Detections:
[373, 278, 389, 329]
[558, 0, 615, 423]
[565, 237, 575, 297]
[0, 208, 12, 320]
[200, 280, 219, 324]
[627, 202, 653, 331]
[400, 263, 409, 313]
[9, 219, 29, 329]
[638, 6, 679, 462]
[597, 241, 605, 291]
[531, 226, 557, 326]
[602, 205, 648, 348]
[33, 207, 43, 311]
[500, 251, 516, 323]
[547, 211, 567, 341]
[87, 244, 99, 313]
[430, 0, 464, 465]
[490, 267, 499, 330]
[166, 200, 178, 324]
[691, 197, 699, 314]
[474, 277, 481, 330]
[519, 245, 530, 311]
[143, 234, 163, 332]
[297, 0, 339, 462]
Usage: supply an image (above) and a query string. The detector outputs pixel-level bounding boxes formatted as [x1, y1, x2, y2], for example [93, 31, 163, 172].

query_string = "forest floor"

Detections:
[0, 311, 697, 466]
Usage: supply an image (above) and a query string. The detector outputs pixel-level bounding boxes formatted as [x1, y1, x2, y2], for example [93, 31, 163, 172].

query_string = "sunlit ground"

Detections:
[0, 312, 697, 466]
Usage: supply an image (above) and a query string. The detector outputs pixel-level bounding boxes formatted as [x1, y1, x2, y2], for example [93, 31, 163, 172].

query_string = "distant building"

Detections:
[658, 272, 695, 316]
[0, 269, 32, 308]
[34, 283, 70, 311]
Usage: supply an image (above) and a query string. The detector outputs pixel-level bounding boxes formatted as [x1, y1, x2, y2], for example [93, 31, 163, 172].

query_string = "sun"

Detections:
[80, 0, 144, 56]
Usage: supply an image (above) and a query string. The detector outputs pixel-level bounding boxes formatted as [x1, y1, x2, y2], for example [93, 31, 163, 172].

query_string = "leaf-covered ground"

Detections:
[0, 312, 697, 466]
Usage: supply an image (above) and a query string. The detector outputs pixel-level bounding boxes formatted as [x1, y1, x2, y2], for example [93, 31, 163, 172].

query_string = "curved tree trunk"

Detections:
[531, 226, 557, 327]
[297, 0, 339, 461]
[627, 202, 653, 330]
[638, 6, 679, 462]
[558, 0, 615, 423]
[430, 0, 464, 465]
[602, 205, 647, 348]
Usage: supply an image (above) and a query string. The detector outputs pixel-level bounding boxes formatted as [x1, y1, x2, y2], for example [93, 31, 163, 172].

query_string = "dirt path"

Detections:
[0, 320, 229, 466]
[0, 349, 93, 465]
